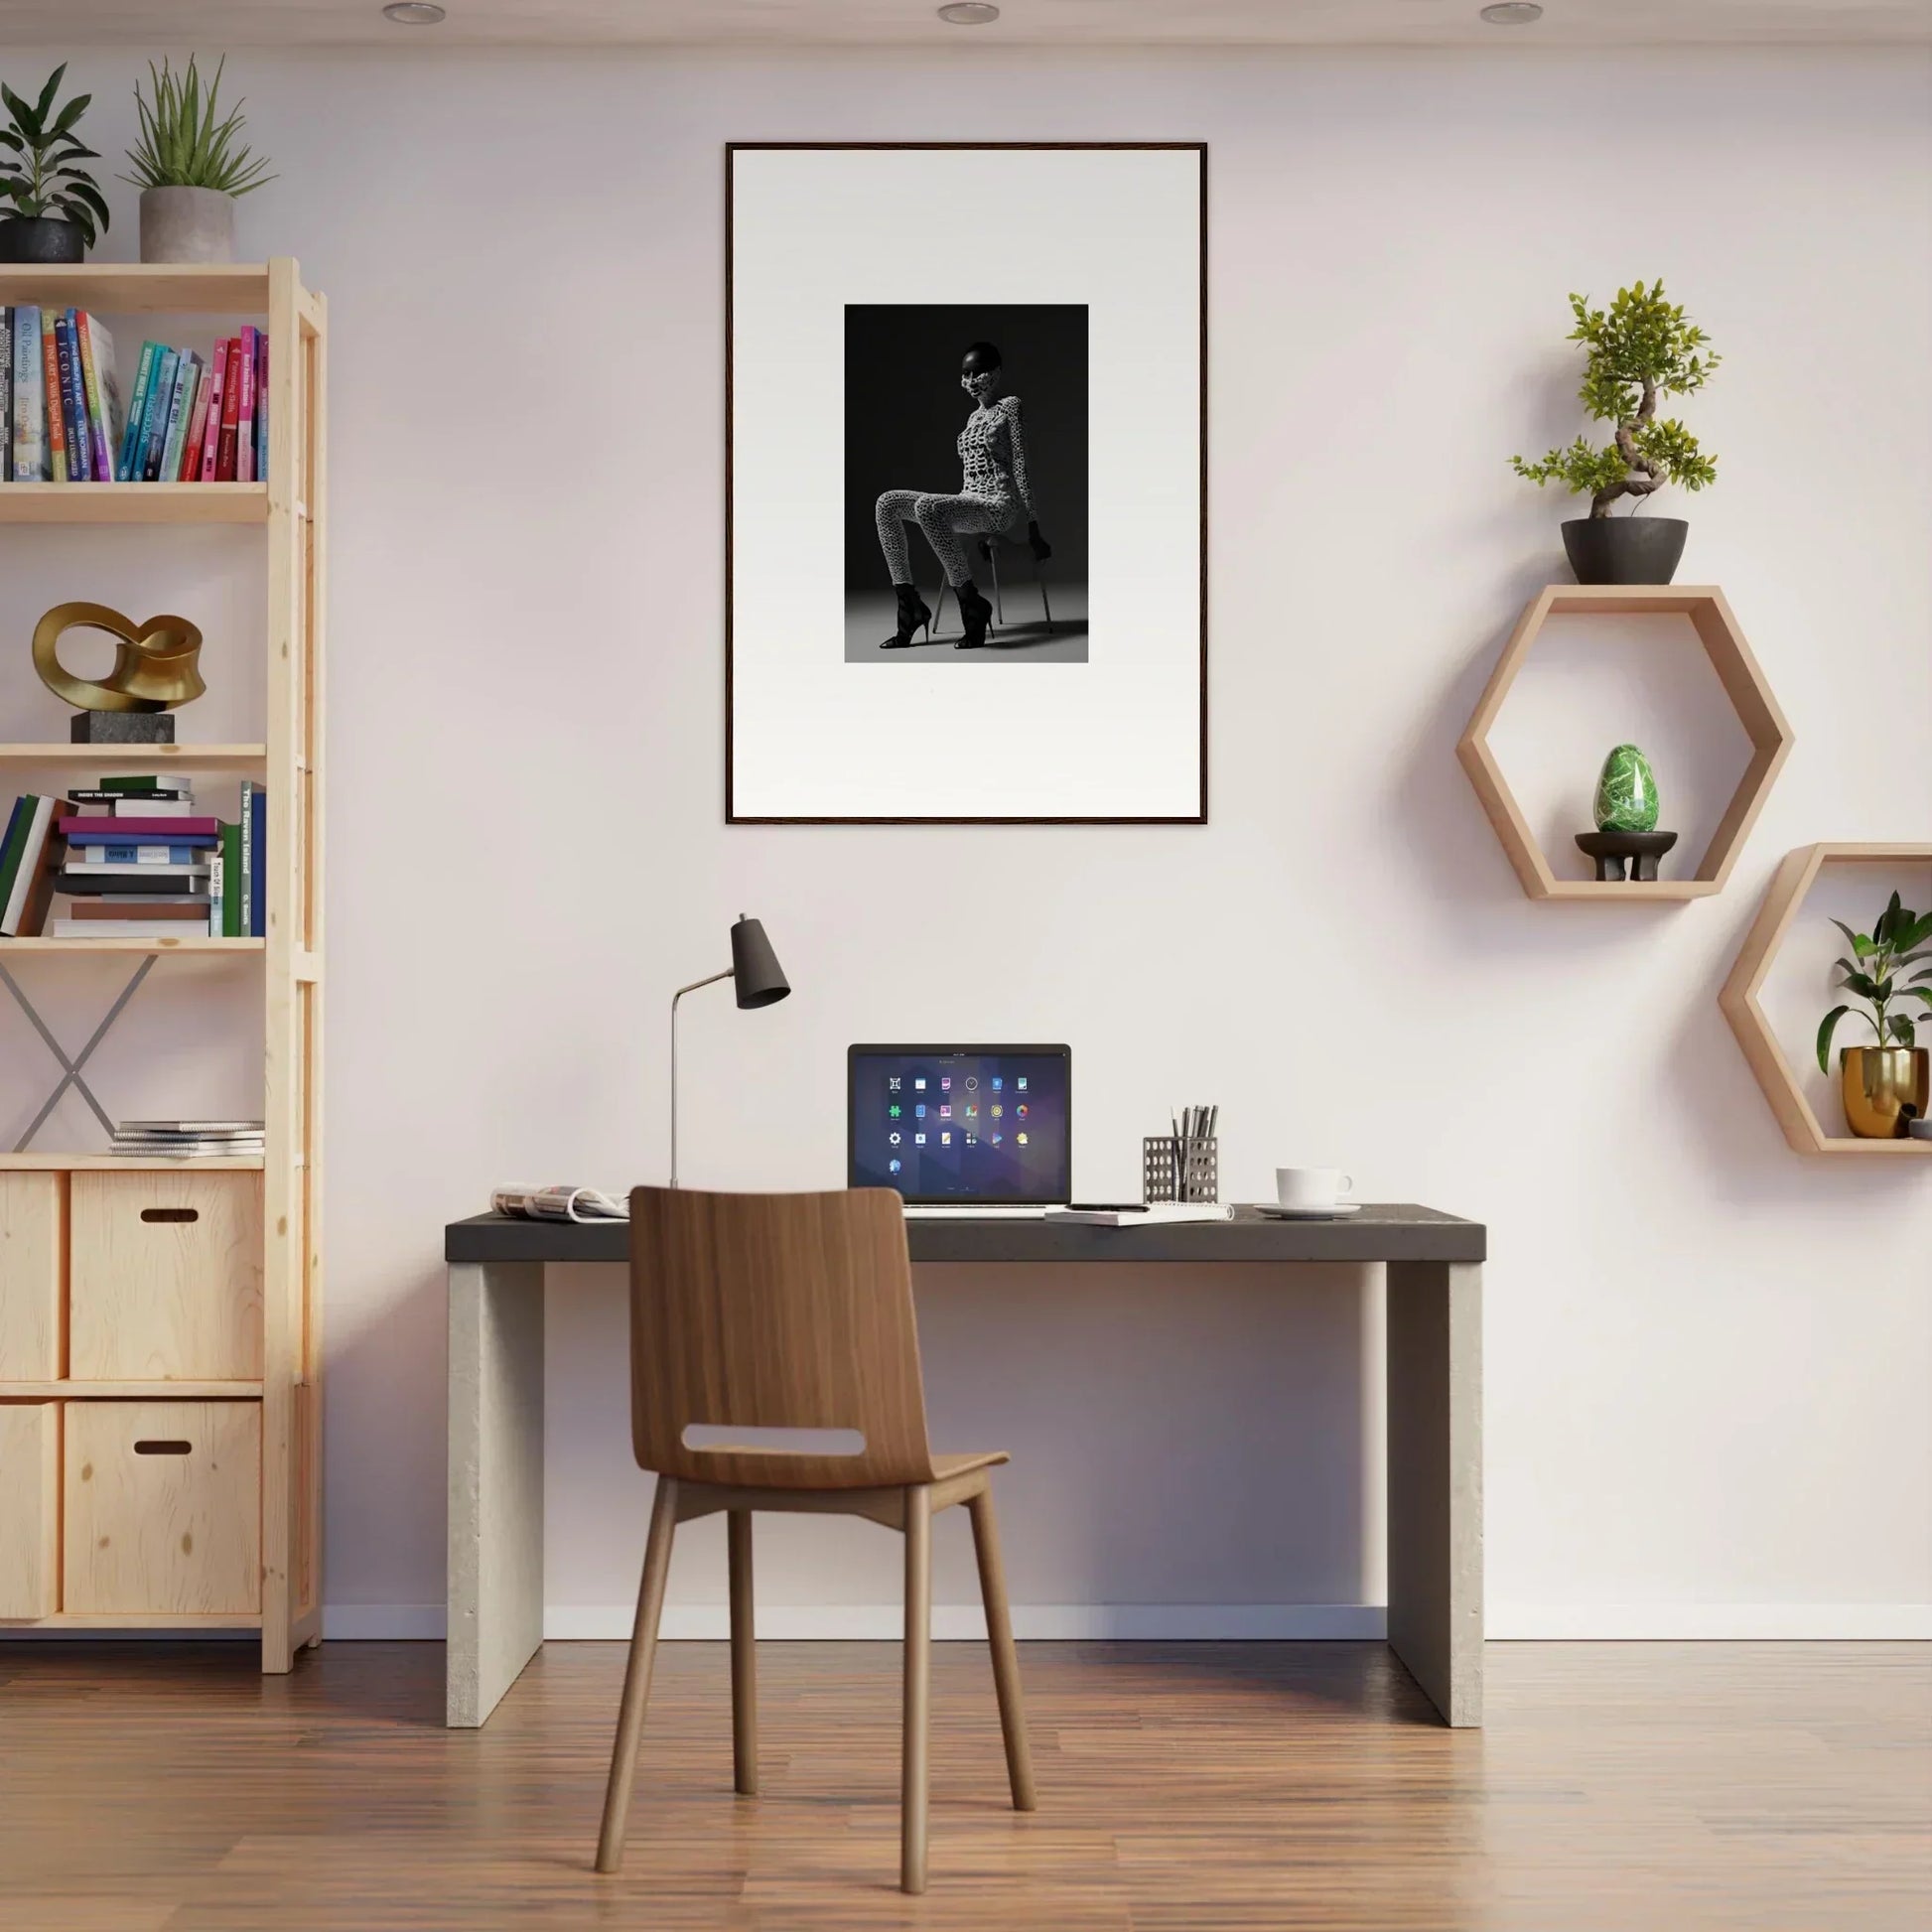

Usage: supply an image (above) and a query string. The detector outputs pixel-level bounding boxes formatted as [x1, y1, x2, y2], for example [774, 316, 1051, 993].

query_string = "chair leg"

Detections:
[728, 1509, 758, 1796]
[931, 579, 949, 639]
[967, 1485, 1036, 1811]
[901, 1484, 933, 1895]
[595, 1476, 679, 1874]
[1035, 559, 1053, 635]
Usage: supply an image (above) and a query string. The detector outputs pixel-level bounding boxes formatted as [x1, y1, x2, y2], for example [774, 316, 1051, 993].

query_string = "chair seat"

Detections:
[931, 1450, 1009, 1481]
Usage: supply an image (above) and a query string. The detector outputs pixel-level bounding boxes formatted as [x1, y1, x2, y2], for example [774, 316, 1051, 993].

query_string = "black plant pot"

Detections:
[1561, 516, 1688, 586]
[0, 215, 86, 264]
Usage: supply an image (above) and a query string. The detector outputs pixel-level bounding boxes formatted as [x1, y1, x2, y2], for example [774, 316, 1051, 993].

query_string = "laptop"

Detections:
[848, 1043, 1071, 1216]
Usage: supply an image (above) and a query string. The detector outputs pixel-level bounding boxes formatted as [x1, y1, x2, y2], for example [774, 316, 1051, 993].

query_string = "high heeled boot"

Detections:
[880, 582, 932, 649]
[953, 579, 993, 650]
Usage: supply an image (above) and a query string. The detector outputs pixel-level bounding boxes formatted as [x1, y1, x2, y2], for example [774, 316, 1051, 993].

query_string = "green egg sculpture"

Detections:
[1594, 744, 1659, 833]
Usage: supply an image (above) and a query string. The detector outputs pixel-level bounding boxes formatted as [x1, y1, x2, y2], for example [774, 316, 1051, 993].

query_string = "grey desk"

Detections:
[444, 1204, 1484, 1729]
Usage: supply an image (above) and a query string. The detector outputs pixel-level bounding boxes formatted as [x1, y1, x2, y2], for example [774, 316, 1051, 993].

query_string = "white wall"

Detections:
[5, 44, 1928, 1640]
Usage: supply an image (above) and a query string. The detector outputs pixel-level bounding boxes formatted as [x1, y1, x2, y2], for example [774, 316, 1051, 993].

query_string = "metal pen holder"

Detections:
[1143, 1135, 1219, 1205]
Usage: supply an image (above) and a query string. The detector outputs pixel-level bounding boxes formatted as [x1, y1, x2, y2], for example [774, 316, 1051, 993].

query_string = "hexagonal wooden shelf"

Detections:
[1456, 585, 1794, 900]
[1720, 842, 1932, 1159]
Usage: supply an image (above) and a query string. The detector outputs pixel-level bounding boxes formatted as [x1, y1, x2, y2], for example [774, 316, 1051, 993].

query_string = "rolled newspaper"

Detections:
[490, 1184, 629, 1223]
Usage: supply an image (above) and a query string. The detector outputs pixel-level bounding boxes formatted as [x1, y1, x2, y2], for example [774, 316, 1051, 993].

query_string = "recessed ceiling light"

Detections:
[382, 2, 447, 23]
[937, 2, 1001, 23]
[1479, 2, 1544, 22]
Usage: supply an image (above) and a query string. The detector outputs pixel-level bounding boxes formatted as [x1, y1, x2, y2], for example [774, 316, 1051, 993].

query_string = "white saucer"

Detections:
[1251, 1201, 1361, 1219]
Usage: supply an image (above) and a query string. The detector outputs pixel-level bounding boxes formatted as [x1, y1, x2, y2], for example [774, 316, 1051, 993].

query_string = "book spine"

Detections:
[235, 327, 258, 484]
[13, 308, 43, 480]
[0, 796, 31, 911]
[1, 306, 11, 483]
[41, 313, 67, 484]
[159, 354, 199, 485]
[13, 797, 61, 936]
[220, 823, 242, 937]
[138, 348, 179, 483]
[197, 338, 227, 481]
[207, 848, 223, 936]
[248, 785, 266, 939]
[179, 356, 212, 481]
[118, 341, 158, 481]
[216, 339, 242, 481]
[57, 313, 87, 483]
[239, 780, 254, 941]
[254, 332, 268, 482]
[82, 845, 204, 865]
[75, 312, 108, 480]
[2, 797, 54, 934]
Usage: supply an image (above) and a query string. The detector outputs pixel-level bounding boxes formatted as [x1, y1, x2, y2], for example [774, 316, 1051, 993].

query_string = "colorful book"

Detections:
[11, 307, 44, 480]
[40, 312, 67, 483]
[56, 868, 208, 896]
[136, 346, 179, 483]
[180, 356, 212, 481]
[235, 326, 258, 484]
[256, 331, 268, 482]
[1, 796, 60, 935]
[51, 918, 212, 939]
[118, 341, 160, 481]
[216, 338, 242, 481]
[71, 844, 207, 865]
[75, 312, 120, 482]
[0, 796, 32, 909]
[248, 785, 266, 938]
[219, 821, 242, 936]
[66, 898, 209, 920]
[55, 313, 87, 483]
[99, 773, 182, 794]
[198, 339, 228, 481]
[1, 308, 11, 483]
[61, 815, 220, 840]
[159, 352, 200, 485]
[239, 780, 256, 939]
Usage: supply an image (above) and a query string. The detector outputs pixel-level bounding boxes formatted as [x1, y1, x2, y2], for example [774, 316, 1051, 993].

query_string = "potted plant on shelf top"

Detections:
[0, 65, 109, 264]
[1817, 892, 1932, 1139]
[1512, 280, 1719, 586]
[123, 56, 274, 265]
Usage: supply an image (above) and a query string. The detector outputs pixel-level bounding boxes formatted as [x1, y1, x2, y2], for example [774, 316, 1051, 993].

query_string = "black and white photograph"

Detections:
[728, 143, 1204, 822]
[845, 304, 1089, 664]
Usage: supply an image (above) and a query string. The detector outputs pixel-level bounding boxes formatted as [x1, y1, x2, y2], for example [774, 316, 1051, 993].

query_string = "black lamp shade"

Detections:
[730, 915, 790, 1009]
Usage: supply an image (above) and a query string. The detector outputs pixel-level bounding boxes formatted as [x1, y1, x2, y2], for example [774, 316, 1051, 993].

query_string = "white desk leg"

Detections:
[1385, 1260, 1483, 1726]
[448, 1260, 546, 1727]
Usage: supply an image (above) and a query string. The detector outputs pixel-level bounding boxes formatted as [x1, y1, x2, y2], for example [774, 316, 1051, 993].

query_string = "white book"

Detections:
[100, 797, 196, 818]
[51, 918, 212, 938]
[1042, 1204, 1233, 1227]
[1, 795, 54, 933]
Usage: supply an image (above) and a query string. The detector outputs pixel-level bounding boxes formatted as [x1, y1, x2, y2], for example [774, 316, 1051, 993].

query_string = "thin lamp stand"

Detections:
[668, 968, 732, 1189]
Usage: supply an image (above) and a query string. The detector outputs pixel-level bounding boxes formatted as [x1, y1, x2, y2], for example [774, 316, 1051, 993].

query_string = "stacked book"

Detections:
[1, 308, 267, 484]
[0, 775, 266, 938]
[112, 1119, 264, 1160]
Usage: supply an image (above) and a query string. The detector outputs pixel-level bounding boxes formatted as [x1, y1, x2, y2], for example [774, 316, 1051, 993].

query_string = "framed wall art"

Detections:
[726, 142, 1206, 824]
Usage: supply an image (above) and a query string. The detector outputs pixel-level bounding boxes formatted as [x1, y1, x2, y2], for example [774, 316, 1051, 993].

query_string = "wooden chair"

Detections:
[595, 1185, 1036, 1894]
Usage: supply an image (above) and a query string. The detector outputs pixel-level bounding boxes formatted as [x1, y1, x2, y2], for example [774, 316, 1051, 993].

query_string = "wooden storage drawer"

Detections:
[69, 1172, 263, 1381]
[0, 1402, 60, 1617]
[64, 1401, 260, 1614]
[0, 1172, 65, 1380]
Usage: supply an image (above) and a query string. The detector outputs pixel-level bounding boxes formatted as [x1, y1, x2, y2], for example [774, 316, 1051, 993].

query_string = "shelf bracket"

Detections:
[0, 955, 156, 1150]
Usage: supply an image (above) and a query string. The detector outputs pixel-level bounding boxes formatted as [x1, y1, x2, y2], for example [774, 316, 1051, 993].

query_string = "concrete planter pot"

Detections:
[139, 186, 236, 264]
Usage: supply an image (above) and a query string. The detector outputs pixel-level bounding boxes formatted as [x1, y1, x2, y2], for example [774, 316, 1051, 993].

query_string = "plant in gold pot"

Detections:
[1817, 893, 1932, 1139]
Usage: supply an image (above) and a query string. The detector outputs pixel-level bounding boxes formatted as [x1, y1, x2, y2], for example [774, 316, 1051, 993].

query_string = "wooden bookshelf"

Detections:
[0, 261, 326, 1672]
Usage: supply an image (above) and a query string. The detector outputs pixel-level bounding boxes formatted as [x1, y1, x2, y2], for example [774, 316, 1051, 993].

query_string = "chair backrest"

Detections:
[626, 1185, 937, 1490]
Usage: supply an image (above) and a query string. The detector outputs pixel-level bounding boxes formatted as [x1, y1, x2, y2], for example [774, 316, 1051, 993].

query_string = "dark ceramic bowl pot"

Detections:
[1561, 516, 1688, 586]
[0, 215, 87, 264]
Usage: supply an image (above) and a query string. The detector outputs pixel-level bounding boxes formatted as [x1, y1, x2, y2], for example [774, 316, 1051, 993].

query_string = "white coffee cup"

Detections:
[1276, 1167, 1353, 1210]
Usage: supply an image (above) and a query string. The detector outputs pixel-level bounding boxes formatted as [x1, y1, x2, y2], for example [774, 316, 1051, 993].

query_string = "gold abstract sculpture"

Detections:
[33, 602, 206, 714]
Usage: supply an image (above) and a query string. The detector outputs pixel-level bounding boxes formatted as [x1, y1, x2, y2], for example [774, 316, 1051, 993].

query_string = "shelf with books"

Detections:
[0, 744, 267, 765]
[0, 482, 267, 523]
[0, 259, 323, 1673]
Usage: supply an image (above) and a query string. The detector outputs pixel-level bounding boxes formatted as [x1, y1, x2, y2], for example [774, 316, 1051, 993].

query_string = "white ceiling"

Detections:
[1, 1, 1927, 50]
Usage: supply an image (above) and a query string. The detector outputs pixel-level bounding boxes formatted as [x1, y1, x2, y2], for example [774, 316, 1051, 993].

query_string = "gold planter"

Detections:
[1840, 1045, 1930, 1139]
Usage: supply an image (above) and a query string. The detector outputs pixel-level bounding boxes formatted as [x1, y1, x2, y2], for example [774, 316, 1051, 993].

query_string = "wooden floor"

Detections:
[0, 1640, 1925, 1929]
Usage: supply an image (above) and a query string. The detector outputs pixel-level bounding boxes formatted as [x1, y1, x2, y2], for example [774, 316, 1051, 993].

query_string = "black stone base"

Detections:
[1576, 829, 1680, 882]
[70, 711, 175, 745]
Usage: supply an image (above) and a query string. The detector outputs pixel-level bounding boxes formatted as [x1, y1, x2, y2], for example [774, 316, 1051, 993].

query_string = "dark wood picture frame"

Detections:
[725, 141, 1208, 826]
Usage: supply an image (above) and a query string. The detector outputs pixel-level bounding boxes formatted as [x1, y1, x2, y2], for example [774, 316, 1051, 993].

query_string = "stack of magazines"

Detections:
[113, 1118, 265, 1160]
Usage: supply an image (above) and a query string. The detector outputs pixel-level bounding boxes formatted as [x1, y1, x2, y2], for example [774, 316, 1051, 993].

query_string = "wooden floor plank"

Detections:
[0, 1640, 1924, 1930]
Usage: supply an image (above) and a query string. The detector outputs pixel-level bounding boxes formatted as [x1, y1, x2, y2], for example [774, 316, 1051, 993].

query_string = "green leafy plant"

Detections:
[0, 65, 110, 245]
[1512, 281, 1719, 518]
[122, 56, 274, 198]
[1817, 893, 1932, 1071]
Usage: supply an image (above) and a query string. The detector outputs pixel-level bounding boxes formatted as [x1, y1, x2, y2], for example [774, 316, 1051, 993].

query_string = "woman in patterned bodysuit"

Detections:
[874, 341, 1052, 650]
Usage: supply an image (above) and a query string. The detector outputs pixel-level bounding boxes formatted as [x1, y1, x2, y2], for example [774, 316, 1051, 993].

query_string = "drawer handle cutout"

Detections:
[134, 1440, 193, 1455]
[141, 1207, 200, 1224]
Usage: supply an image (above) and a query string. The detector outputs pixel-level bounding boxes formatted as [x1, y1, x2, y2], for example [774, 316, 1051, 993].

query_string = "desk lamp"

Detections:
[668, 915, 790, 1186]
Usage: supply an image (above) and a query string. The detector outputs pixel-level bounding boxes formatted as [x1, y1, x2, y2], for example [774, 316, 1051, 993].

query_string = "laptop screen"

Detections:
[848, 1045, 1071, 1204]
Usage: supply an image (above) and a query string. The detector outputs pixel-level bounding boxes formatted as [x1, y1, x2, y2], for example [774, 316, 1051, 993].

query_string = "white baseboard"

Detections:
[1489, 1603, 1932, 1640]
[309, 1601, 1932, 1643]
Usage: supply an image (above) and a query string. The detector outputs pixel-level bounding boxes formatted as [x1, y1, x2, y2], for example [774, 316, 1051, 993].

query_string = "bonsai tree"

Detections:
[1817, 893, 1932, 1071]
[0, 65, 110, 247]
[1512, 281, 1718, 518]
[122, 56, 275, 201]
